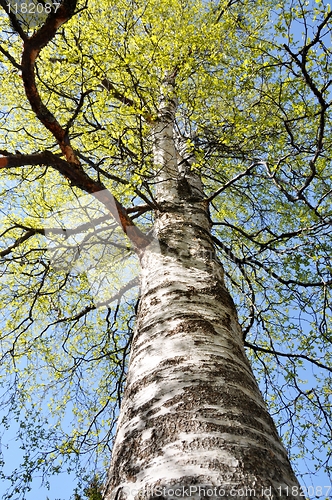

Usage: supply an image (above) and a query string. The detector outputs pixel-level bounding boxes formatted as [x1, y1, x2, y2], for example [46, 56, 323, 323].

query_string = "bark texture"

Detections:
[103, 85, 301, 500]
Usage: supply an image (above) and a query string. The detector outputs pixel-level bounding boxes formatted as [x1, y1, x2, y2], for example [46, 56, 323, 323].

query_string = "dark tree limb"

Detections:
[0, 151, 151, 249]
[0, 1, 151, 250]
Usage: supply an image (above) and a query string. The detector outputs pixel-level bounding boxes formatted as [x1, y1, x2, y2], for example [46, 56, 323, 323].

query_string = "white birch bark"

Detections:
[153, 77, 180, 205]
[103, 81, 302, 500]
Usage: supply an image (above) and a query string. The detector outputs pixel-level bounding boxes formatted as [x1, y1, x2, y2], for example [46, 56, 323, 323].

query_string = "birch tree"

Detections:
[0, 0, 331, 499]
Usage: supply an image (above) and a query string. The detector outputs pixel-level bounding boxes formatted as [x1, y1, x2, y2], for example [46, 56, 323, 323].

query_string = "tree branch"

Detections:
[76, 152, 158, 210]
[0, 151, 151, 249]
[1, 3, 151, 251]
[20, 0, 79, 164]
[0, 44, 22, 70]
[0, 0, 28, 40]
[244, 341, 332, 373]
[212, 234, 331, 288]
[0, 228, 43, 258]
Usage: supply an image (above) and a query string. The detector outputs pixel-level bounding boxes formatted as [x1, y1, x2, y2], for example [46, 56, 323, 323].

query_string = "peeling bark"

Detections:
[103, 85, 302, 499]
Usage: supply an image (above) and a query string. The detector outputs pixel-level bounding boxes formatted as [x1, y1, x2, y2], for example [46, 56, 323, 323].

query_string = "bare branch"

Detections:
[245, 341, 332, 373]
[0, 228, 43, 258]
[205, 161, 258, 203]
[0, 44, 22, 70]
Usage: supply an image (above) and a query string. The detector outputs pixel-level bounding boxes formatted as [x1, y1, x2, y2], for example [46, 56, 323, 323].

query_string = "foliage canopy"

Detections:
[0, 0, 331, 497]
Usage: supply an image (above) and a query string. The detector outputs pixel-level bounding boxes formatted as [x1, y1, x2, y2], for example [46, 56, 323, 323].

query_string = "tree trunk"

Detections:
[103, 83, 301, 500]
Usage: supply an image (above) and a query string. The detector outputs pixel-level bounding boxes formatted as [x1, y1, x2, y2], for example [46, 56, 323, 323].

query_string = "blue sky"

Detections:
[0, 372, 331, 500]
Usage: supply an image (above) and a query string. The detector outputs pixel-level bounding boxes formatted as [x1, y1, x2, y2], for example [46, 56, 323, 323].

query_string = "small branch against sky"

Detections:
[0, 0, 331, 497]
